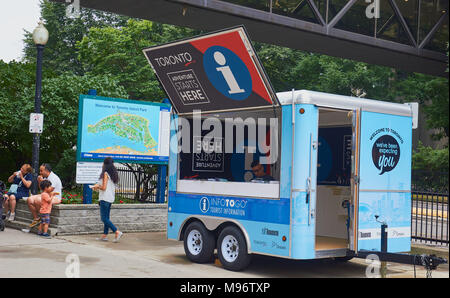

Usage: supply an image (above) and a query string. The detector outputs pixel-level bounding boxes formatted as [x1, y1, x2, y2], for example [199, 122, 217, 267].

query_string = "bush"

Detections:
[412, 142, 449, 192]
[412, 142, 449, 172]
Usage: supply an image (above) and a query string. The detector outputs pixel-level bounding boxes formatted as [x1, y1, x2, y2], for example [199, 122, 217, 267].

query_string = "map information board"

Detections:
[77, 95, 171, 163]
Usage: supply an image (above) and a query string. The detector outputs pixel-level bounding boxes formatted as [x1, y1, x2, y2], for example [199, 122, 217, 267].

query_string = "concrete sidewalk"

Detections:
[0, 228, 448, 278]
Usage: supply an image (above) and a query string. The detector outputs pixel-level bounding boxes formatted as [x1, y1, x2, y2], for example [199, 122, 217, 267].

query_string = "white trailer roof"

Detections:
[276, 90, 417, 119]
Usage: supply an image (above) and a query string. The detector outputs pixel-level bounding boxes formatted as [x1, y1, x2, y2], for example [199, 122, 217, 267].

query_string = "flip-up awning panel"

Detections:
[143, 26, 279, 115]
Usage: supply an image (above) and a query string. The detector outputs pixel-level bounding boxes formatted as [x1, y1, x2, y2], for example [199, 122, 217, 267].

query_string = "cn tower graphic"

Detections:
[213, 51, 245, 94]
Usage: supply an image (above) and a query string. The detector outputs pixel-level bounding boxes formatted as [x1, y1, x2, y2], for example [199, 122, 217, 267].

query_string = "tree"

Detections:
[22, 0, 128, 75]
[0, 61, 128, 183]
[0, 61, 37, 177]
[254, 42, 396, 100]
[77, 19, 201, 100]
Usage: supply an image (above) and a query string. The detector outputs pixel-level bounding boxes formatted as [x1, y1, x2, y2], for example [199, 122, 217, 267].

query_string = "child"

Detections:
[38, 180, 55, 238]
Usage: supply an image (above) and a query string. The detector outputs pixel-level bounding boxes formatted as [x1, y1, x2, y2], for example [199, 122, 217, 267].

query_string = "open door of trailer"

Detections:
[352, 110, 412, 253]
[291, 104, 318, 259]
[349, 108, 361, 252]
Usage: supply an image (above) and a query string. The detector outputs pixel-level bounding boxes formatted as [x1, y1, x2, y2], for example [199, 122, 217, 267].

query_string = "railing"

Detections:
[411, 171, 449, 246]
[116, 167, 159, 203]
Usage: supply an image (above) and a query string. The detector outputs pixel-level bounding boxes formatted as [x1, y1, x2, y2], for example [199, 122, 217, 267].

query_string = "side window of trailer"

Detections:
[176, 108, 281, 198]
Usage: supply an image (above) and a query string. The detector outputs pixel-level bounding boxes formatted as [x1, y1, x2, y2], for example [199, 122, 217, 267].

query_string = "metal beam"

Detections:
[326, 0, 357, 31]
[389, 0, 417, 47]
[307, 0, 326, 26]
[419, 11, 449, 49]
[50, 0, 448, 77]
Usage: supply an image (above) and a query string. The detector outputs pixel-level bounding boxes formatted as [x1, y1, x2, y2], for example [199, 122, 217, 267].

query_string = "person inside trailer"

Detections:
[250, 160, 274, 182]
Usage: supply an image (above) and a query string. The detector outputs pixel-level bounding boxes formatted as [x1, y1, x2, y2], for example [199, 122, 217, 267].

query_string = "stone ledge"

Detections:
[4, 200, 168, 235]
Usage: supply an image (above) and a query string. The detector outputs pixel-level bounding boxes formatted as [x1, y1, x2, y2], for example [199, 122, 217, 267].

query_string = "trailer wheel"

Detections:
[217, 226, 251, 271]
[183, 221, 215, 263]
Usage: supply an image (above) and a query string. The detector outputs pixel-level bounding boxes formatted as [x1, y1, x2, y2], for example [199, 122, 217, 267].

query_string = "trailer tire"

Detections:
[217, 226, 251, 271]
[183, 221, 215, 263]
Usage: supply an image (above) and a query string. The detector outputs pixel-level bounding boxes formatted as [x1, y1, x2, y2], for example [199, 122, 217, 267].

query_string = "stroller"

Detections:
[0, 180, 6, 231]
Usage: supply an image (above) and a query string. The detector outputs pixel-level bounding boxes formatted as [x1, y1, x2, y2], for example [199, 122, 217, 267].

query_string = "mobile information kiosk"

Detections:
[143, 27, 446, 272]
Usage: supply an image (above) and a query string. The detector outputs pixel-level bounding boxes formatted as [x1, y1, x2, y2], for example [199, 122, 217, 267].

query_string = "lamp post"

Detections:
[31, 20, 49, 194]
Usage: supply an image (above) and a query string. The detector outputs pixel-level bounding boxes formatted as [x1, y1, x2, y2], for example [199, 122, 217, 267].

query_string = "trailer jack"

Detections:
[347, 215, 447, 277]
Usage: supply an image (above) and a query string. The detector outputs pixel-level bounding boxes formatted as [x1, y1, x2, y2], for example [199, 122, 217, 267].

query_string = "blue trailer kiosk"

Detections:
[165, 89, 421, 271]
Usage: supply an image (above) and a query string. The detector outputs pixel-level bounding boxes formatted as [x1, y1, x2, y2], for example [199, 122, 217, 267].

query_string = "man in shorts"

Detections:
[27, 163, 62, 228]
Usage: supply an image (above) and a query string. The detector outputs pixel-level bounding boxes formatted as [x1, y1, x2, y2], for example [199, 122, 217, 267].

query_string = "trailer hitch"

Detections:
[347, 214, 448, 277]
[417, 254, 446, 278]
[347, 250, 447, 278]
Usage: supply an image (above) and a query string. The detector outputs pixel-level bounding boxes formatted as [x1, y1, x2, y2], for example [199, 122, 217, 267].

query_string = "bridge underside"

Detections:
[55, 0, 448, 77]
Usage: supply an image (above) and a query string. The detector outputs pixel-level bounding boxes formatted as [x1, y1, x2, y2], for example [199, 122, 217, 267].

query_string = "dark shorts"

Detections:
[40, 213, 50, 225]
[5, 193, 28, 200]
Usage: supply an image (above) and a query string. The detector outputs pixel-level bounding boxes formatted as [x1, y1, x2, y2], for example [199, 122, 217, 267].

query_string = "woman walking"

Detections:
[92, 157, 123, 242]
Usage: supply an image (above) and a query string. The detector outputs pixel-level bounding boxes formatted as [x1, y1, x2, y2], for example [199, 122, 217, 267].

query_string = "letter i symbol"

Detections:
[214, 51, 245, 94]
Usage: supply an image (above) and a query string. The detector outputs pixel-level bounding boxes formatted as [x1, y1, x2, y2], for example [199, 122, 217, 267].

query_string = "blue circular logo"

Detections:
[199, 197, 210, 213]
[203, 46, 252, 101]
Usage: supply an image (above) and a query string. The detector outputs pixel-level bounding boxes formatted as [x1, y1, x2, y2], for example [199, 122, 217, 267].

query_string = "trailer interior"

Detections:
[315, 108, 354, 256]
[176, 107, 282, 199]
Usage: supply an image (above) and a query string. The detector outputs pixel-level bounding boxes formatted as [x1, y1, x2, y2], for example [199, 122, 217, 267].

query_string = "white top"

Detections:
[46, 172, 62, 200]
[276, 89, 415, 118]
[98, 172, 116, 203]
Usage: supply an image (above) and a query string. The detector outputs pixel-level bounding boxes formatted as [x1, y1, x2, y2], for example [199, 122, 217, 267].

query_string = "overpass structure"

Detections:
[56, 0, 448, 76]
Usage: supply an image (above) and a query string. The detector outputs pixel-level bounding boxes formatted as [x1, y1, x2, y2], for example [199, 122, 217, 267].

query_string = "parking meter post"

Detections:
[81, 89, 97, 205]
[156, 165, 167, 203]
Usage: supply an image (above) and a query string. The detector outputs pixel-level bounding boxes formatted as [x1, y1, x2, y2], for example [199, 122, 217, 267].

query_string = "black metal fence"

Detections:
[411, 171, 449, 246]
[116, 167, 159, 203]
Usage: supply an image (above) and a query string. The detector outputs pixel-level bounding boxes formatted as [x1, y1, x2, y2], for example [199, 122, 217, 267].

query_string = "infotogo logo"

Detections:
[203, 46, 252, 101]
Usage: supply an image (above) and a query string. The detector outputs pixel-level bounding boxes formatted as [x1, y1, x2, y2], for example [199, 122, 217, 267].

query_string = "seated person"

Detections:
[251, 160, 274, 182]
[27, 163, 62, 228]
[3, 164, 33, 221]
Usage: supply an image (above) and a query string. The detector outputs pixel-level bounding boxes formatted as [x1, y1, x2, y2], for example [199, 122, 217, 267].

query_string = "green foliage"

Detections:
[0, 60, 38, 179]
[53, 148, 77, 189]
[392, 73, 449, 140]
[22, 0, 128, 75]
[21, 73, 128, 157]
[412, 142, 449, 191]
[0, 63, 128, 183]
[253, 43, 396, 100]
[412, 142, 449, 172]
[77, 19, 200, 100]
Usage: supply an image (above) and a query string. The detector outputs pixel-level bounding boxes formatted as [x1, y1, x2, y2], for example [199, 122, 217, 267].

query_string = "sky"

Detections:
[0, 0, 41, 62]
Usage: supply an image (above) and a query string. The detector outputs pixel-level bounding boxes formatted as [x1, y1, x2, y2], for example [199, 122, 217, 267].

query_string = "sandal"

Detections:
[29, 218, 41, 228]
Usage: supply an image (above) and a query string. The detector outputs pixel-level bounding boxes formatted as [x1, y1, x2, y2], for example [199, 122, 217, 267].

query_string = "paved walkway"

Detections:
[0, 228, 448, 278]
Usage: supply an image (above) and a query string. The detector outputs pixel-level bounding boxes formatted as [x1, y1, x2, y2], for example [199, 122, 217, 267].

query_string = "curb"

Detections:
[5, 219, 57, 236]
